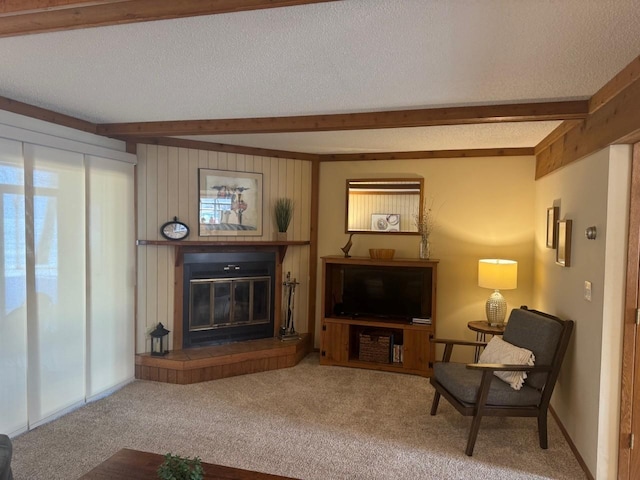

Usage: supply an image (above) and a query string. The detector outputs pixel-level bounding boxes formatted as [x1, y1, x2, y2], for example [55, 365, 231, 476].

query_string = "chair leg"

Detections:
[465, 370, 493, 456]
[430, 391, 441, 415]
[538, 409, 548, 449]
[465, 413, 483, 456]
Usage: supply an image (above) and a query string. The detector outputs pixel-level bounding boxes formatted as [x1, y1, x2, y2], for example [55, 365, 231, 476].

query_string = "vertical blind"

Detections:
[0, 139, 134, 436]
[86, 156, 134, 398]
[26, 144, 87, 427]
[0, 137, 28, 435]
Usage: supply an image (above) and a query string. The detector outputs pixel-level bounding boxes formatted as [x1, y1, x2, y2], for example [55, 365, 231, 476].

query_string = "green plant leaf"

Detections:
[157, 453, 204, 480]
[274, 197, 294, 232]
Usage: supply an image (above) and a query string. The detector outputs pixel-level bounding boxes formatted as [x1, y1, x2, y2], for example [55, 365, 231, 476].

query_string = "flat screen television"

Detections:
[335, 265, 432, 321]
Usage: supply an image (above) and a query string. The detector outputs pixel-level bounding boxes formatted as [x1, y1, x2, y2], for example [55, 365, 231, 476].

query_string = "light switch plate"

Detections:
[584, 281, 592, 301]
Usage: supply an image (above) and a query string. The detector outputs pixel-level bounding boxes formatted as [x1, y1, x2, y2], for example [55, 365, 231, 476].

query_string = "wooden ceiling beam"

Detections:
[127, 138, 533, 162]
[534, 119, 583, 155]
[131, 136, 319, 162]
[588, 56, 640, 114]
[0, 93, 550, 161]
[96, 101, 588, 137]
[320, 147, 534, 162]
[535, 55, 640, 179]
[0, 0, 337, 37]
[0, 2, 119, 16]
[0, 94, 97, 133]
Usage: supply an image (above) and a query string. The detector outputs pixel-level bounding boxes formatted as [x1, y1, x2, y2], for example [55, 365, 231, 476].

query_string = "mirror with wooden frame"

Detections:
[345, 178, 423, 234]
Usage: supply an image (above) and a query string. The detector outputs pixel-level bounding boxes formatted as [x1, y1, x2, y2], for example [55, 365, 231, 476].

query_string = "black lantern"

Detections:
[150, 322, 170, 356]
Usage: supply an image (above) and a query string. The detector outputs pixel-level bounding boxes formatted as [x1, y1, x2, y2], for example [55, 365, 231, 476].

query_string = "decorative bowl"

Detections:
[369, 248, 395, 260]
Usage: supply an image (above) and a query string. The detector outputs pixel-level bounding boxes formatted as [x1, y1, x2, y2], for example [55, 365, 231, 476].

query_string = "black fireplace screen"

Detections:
[189, 276, 271, 331]
[182, 251, 276, 348]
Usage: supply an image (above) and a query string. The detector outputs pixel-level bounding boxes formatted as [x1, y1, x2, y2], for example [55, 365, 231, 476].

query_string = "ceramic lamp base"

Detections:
[485, 289, 507, 326]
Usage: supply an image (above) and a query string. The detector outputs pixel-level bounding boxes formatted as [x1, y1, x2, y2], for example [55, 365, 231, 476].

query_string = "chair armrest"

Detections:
[431, 338, 487, 348]
[431, 338, 488, 363]
[466, 363, 553, 373]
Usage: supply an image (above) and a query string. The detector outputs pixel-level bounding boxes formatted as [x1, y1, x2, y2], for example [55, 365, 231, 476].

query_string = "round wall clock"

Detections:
[160, 217, 190, 240]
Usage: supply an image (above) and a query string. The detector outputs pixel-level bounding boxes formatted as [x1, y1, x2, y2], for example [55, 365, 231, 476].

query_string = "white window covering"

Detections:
[25, 144, 86, 426]
[0, 122, 135, 436]
[86, 156, 135, 397]
[0, 137, 28, 436]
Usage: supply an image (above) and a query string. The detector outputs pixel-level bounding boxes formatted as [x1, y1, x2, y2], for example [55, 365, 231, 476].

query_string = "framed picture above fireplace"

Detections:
[198, 169, 263, 236]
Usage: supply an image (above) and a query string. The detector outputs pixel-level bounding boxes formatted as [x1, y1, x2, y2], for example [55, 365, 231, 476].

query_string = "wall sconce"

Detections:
[585, 226, 597, 240]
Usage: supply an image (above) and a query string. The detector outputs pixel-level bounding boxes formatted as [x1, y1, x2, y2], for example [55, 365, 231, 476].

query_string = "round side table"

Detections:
[467, 320, 506, 362]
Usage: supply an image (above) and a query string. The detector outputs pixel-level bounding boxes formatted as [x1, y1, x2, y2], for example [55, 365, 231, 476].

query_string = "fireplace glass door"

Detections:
[189, 276, 270, 332]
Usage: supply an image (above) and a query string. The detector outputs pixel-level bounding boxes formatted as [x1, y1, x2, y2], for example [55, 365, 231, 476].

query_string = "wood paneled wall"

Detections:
[136, 144, 312, 353]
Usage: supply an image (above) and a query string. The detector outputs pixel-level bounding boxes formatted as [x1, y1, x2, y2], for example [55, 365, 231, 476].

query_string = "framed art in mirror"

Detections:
[346, 178, 423, 234]
[198, 169, 263, 236]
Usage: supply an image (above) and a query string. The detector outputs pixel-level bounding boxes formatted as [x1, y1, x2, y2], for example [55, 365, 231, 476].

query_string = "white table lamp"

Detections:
[478, 259, 518, 326]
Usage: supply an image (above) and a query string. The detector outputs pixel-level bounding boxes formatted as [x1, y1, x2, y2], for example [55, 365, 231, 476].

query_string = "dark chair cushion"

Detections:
[0, 434, 13, 480]
[433, 362, 541, 406]
[503, 309, 563, 389]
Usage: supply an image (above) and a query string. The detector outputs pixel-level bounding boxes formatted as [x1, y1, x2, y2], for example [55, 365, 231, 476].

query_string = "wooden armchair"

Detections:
[429, 307, 574, 456]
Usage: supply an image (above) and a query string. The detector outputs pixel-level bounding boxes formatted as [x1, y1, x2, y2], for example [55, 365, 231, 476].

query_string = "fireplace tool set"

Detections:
[280, 271, 300, 341]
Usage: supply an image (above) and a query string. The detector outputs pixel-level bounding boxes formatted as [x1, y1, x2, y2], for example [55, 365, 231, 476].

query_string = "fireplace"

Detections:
[182, 251, 276, 348]
[135, 241, 312, 384]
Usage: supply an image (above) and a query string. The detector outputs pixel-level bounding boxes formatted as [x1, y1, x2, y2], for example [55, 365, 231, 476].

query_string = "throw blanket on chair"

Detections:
[478, 336, 535, 390]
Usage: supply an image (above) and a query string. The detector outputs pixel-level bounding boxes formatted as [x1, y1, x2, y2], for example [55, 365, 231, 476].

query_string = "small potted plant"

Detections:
[274, 197, 294, 241]
[157, 453, 204, 480]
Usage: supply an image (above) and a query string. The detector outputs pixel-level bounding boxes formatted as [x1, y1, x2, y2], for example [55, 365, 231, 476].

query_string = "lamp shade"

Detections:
[478, 259, 518, 290]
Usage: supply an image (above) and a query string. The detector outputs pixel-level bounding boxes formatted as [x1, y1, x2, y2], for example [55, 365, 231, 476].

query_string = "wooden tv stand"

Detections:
[320, 256, 438, 377]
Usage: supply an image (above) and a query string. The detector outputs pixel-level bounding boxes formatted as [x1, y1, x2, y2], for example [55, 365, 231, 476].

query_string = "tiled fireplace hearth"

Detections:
[135, 241, 312, 384]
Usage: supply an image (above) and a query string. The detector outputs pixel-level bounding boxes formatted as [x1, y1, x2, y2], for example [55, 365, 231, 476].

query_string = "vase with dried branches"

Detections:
[414, 198, 437, 259]
[274, 197, 294, 241]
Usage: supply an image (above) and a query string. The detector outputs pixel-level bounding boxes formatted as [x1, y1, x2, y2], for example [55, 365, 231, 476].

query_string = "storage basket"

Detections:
[369, 248, 395, 260]
[359, 330, 393, 363]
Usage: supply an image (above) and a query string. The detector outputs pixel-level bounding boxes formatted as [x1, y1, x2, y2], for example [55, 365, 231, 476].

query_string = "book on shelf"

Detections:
[392, 343, 404, 363]
[411, 317, 432, 325]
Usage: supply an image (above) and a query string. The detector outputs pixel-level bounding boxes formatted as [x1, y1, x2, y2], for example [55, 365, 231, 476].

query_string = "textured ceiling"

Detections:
[1, 0, 639, 153]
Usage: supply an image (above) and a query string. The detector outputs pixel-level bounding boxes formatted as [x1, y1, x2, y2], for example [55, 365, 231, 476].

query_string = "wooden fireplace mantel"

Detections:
[136, 239, 310, 265]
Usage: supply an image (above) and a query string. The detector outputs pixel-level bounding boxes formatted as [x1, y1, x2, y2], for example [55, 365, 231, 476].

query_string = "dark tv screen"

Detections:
[338, 266, 430, 320]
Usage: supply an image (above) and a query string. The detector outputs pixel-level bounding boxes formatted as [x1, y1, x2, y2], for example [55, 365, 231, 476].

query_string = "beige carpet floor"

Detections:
[11, 353, 586, 479]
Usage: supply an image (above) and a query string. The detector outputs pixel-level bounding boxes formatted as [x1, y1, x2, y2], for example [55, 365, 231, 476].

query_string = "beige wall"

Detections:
[533, 145, 632, 478]
[135, 144, 312, 353]
[317, 156, 536, 358]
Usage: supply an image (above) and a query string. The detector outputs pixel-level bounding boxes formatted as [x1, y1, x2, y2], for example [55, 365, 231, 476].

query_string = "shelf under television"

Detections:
[343, 358, 426, 376]
[321, 315, 433, 377]
[323, 315, 434, 331]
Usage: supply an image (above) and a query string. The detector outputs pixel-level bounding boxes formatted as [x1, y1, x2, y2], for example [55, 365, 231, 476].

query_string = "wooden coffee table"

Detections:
[79, 448, 299, 479]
